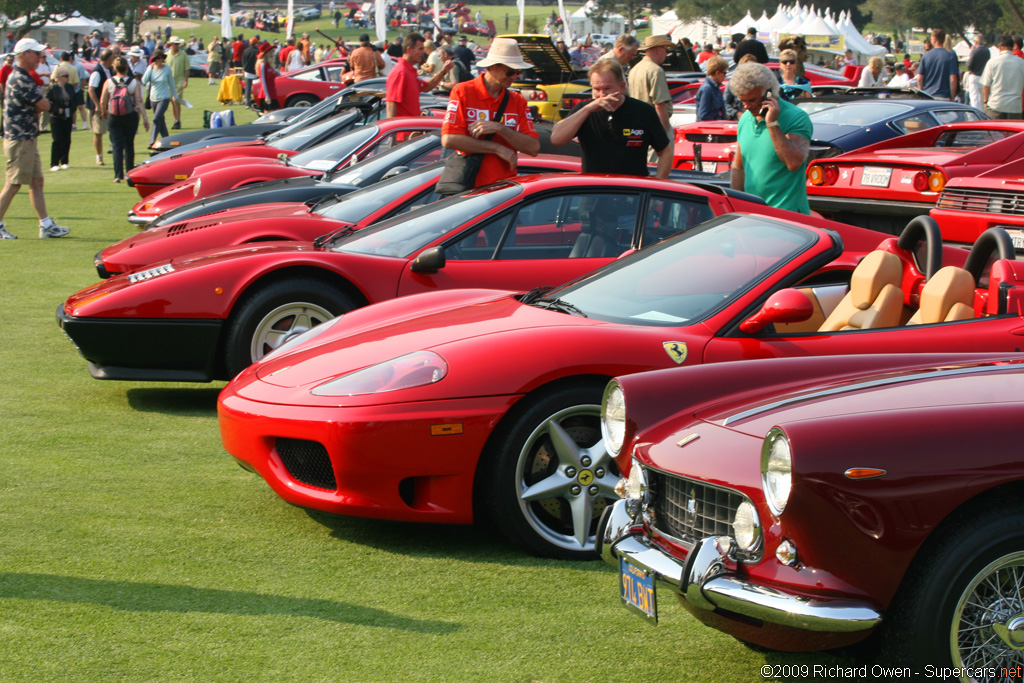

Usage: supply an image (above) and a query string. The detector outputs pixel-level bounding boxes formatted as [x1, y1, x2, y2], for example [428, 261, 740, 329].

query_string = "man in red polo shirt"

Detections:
[385, 32, 451, 118]
[440, 38, 539, 186]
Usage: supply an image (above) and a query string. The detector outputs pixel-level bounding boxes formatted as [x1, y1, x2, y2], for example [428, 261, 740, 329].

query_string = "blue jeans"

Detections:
[109, 111, 139, 180]
[150, 99, 170, 145]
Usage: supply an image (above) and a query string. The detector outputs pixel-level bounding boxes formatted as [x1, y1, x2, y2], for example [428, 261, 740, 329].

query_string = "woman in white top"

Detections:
[858, 56, 887, 87]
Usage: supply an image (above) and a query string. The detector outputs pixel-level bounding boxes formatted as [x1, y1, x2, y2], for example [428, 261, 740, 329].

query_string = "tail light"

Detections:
[807, 164, 824, 185]
[928, 171, 946, 192]
[913, 171, 929, 192]
[823, 165, 839, 186]
[521, 90, 547, 101]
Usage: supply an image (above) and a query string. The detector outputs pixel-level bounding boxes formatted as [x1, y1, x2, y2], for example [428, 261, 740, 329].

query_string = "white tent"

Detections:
[10, 12, 115, 49]
[839, 13, 884, 57]
[728, 11, 757, 35]
[766, 6, 792, 32]
[570, 1, 625, 38]
[651, 10, 717, 46]
[754, 11, 770, 31]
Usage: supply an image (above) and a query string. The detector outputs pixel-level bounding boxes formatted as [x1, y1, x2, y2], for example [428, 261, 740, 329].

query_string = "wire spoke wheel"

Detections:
[951, 551, 1024, 677]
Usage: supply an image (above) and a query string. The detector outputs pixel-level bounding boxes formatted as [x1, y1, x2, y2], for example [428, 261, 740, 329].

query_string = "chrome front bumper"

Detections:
[127, 212, 151, 226]
[598, 499, 882, 633]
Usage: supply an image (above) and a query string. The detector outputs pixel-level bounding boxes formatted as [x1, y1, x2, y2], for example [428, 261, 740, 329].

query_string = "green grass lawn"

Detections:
[0, 25, 868, 682]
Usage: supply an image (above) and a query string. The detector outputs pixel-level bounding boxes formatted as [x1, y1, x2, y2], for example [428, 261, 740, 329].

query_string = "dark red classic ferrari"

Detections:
[212, 210, 1024, 561]
[599, 351, 1024, 673]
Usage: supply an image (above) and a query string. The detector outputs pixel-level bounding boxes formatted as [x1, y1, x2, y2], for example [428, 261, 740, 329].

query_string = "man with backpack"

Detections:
[101, 57, 148, 183]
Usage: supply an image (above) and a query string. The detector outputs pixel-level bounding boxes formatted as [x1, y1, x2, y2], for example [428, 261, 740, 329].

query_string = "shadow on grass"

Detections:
[302, 510, 614, 572]
[0, 572, 461, 633]
[126, 387, 223, 417]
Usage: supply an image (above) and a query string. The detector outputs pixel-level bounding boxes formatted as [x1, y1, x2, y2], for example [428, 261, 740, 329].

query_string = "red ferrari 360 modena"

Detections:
[807, 120, 1024, 233]
[61, 174, 780, 384]
[213, 209, 1024, 561]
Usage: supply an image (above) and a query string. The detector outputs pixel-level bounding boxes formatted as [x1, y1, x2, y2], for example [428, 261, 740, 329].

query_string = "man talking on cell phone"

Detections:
[729, 62, 812, 214]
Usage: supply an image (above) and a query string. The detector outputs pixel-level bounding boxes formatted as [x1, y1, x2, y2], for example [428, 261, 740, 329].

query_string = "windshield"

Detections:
[316, 163, 444, 224]
[286, 124, 381, 169]
[809, 102, 913, 127]
[538, 215, 817, 326]
[326, 134, 441, 186]
[332, 183, 522, 257]
[267, 109, 361, 150]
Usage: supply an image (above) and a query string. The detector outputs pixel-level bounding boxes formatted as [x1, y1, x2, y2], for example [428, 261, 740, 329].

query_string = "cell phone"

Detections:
[759, 91, 772, 118]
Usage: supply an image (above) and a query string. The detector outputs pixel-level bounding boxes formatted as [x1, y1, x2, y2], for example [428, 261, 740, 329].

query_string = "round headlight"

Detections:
[601, 381, 626, 456]
[732, 500, 760, 550]
[761, 428, 792, 516]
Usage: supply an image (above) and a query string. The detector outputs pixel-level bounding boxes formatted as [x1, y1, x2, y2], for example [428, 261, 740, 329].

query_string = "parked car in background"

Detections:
[599, 350, 1024, 672]
[128, 119, 443, 222]
[145, 3, 189, 18]
[503, 34, 588, 121]
[61, 175, 785, 384]
[295, 6, 321, 19]
[932, 156, 1024, 251]
[211, 216, 1023, 561]
[807, 120, 1024, 233]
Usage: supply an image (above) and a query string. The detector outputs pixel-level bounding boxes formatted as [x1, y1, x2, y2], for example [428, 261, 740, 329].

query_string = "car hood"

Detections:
[127, 203, 318, 245]
[813, 123, 891, 148]
[249, 291, 602, 390]
[504, 34, 578, 83]
[698, 359, 1024, 438]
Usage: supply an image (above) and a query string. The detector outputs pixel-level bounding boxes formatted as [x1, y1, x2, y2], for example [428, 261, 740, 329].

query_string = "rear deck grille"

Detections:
[276, 438, 336, 490]
[648, 471, 744, 547]
[936, 188, 1024, 216]
[683, 133, 736, 143]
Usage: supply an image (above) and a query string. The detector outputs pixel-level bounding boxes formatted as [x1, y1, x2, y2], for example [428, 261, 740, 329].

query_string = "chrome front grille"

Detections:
[936, 188, 1024, 216]
[647, 471, 744, 547]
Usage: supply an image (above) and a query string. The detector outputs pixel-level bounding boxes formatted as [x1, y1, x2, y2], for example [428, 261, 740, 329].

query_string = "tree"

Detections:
[672, 0, 869, 35]
[0, 0, 147, 38]
[902, 0, 1003, 41]
[590, 0, 673, 34]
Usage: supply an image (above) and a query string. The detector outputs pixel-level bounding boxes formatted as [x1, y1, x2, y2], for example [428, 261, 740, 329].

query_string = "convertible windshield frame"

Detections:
[535, 214, 820, 327]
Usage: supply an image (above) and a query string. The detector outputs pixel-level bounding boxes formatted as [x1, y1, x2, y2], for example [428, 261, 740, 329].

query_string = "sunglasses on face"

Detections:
[780, 59, 796, 64]
[504, 67, 521, 78]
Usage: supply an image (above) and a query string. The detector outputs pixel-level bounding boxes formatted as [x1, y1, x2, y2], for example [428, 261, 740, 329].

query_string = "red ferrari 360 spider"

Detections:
[807, 120, 1024, 232]
[214, 210, 1024, 560]
[61, 174, 774, 383]
[598, 351, 1024, 672]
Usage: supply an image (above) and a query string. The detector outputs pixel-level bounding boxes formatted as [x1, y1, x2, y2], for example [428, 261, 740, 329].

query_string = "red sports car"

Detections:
[931, 156, 1024, 250]
[270, 58, 354, 109]
[98, 155, 581, 278]
[212, 213, 1023, 561]
[598, 351, 1024, 672]
[807, 120, 1024, 233]
[145, 3, 189, 18]
[125, 108, 406, 197]
[60, 174, 776, 384]
[129, 120, 443, 222]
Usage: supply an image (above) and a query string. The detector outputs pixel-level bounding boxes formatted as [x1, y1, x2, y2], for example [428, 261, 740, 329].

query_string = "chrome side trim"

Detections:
[723, 364, 1011, 426]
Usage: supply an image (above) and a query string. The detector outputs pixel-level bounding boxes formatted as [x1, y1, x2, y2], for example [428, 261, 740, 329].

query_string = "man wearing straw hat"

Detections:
[441, 37, 540, 187]
[628, 34, 674, 164]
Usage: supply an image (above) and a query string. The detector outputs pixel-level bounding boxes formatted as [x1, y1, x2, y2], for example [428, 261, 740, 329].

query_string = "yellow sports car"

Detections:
[501, 34, 589, 121]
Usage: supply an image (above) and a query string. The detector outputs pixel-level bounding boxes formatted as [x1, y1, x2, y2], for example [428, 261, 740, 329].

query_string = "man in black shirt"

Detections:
[550, 59, 671, 178]
[966, 33, 991, 109]
[241, 39, 260, 107]
[732, 27, 769, 65]
[454, 35, 475, 72]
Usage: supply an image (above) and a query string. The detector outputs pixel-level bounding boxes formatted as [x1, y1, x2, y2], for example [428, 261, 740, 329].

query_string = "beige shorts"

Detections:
[90, 109, 107, 135]
[4, 136, 42, 185]
[175, 84, 185, 100]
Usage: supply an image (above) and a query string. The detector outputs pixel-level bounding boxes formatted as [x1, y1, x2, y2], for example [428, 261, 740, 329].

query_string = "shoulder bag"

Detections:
[436, 88, 511, 196]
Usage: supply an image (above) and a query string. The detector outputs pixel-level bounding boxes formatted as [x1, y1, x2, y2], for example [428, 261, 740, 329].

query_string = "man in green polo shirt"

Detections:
[729, 62, 812, 214]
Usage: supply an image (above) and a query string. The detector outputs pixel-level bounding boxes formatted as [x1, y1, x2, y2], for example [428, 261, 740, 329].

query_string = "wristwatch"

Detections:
[767, 120, 780, 128]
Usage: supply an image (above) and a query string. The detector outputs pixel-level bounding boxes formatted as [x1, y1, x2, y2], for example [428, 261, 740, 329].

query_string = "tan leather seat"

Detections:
[819, 250, 905, 332]
[907, 266, 976, 324]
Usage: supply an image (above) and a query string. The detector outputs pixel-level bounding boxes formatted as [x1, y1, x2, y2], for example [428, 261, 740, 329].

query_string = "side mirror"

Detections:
[410, 246, 446, 273]
[381, 165, 410, 181]
[739, 289, 814, 334]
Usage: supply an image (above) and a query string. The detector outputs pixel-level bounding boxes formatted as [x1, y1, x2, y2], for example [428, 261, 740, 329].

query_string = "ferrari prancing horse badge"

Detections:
[663, 341, 688, 364]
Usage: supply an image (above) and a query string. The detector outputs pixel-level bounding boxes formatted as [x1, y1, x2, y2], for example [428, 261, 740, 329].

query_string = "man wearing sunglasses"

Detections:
[441, 38, 539, 187]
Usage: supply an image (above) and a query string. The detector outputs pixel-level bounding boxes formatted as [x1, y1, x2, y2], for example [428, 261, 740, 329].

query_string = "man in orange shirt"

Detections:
[441, 38, 539, 187]
[299, 33, 311, 65]
[348, 34, 384, 82]
[385, 32, 450, 118]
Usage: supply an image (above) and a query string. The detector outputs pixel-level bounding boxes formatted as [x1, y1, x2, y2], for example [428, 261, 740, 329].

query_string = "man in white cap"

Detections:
[440, 37, 540, 188]
[128, 46, 148, 79]
[166, 36, 189, 128]
[0, 38, 69, 239]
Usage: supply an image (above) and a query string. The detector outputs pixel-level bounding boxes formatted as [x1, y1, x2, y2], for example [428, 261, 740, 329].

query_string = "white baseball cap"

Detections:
[13, 38, 47, 54]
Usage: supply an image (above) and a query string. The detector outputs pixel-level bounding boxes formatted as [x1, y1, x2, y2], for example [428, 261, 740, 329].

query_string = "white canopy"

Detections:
[651, 10, 717, 46]
[570, 1, 625, 38]
[728, 12, 757, 35]
[10, 12, 115, 48]
[766, 6, 792, 32]
[839, 13, 884, 56]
